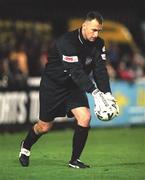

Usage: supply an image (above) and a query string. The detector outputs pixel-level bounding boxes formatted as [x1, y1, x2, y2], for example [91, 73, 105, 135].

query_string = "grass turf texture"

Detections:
[0, 127, 145, 180]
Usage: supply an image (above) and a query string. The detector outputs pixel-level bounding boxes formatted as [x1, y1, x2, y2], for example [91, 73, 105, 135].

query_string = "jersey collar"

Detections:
[78, 28, 84, 44]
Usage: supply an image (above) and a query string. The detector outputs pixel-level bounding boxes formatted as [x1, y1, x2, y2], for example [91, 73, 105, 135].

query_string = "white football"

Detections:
[94, 100, 119, 121]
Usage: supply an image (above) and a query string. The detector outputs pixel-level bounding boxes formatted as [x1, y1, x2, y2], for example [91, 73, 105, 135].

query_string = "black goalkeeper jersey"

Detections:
[44, 28, 111, 94]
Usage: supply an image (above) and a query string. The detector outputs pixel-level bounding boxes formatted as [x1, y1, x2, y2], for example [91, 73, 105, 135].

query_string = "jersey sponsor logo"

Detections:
[85, 57, 93, 65]
[62, 55, 78, 63]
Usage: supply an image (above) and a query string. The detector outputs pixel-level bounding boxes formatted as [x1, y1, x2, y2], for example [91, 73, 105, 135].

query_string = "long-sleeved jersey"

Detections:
[45, 28, 111, 94]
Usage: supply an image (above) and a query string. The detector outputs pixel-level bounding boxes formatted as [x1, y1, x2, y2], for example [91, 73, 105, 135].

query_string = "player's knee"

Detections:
[77, 112, 91, 127]
[41, 124, 51, 133]
[84, 113, 91, 122]
[34, 121, 53, 134]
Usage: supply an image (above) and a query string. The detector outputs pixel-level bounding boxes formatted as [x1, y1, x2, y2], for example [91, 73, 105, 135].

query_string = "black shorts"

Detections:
[39, 74, 89, 122]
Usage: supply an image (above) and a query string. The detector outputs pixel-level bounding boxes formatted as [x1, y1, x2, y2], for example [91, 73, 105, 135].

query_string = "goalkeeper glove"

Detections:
[105, 92, 119, 115]
[92, 89, 119, 121]
[92, 89, 109, 108]
[105, 92, 116, 102]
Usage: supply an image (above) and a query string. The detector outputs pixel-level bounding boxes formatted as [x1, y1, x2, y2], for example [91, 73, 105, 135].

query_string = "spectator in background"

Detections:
[7, 59, 27, 89]
[37, 48, 49, 76]
[106, 62, 117, 80]
[9, 43, 29, 76]
[117, 60, 136, 81]
[107, 42, 121, 69]
[0, 56, 28, 89]
[132, 52, 145, 79]
[0, 58, 9, 87]
[117, 51, 145, 81]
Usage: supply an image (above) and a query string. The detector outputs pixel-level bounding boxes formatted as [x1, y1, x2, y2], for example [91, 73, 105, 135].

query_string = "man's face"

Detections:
[82, 19, 103, 42]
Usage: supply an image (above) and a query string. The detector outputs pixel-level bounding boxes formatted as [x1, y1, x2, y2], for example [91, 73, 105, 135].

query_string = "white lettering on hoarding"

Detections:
[0, 92, 28, 124]
[29, 91, 39, 123]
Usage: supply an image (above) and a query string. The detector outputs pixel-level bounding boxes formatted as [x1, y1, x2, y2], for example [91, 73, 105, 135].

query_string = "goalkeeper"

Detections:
[19, 11, 119, 168]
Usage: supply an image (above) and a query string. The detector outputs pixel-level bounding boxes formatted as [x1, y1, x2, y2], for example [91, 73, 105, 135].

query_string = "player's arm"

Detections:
[92, 40, 119, 119]
[92, 40, 111, 93]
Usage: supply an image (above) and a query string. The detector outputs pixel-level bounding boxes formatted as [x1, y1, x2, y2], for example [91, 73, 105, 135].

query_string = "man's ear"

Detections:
[82, 22, 86, 29]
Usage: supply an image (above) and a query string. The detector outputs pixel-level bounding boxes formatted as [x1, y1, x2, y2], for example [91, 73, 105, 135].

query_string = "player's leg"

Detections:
[19, 70, 68, 167]
[19, 91, 67, 167]
[19, 120, 53, 167]
[69, 107, 91, 168]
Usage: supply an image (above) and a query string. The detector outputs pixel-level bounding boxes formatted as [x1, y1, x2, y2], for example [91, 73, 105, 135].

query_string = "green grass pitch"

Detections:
[0, 126, 145, 180]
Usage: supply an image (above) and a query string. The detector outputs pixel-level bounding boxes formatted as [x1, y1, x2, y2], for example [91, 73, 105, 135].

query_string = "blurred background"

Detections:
[0, 0, 145, 132]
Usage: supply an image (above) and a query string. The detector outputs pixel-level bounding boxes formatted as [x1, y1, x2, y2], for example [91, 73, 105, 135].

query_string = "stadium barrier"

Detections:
[0, 78, 145, 132]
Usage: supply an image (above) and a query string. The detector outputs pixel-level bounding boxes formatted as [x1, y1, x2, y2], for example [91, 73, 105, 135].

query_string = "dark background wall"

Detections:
[0, 0, 144, 48]
[0, 0, 144, 22]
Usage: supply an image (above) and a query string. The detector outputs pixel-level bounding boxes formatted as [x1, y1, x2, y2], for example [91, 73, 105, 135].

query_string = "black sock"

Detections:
[70, 125, 90, 162]
[23, 127, 42, 150]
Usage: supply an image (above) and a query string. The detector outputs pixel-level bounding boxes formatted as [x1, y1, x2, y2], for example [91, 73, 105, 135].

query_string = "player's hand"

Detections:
[92, 89, 107, 107]
[92, 89, 119, 121]
[92, 88, 102, 99]
[105, 92, 116, 102]
[105, 92, 119, 115]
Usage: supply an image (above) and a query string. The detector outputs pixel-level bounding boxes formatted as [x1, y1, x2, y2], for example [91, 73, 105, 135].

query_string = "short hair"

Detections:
[85, 11, 104, 24]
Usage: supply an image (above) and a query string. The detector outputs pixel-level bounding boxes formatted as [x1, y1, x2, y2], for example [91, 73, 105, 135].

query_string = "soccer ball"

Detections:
[94, 100, 119, 121]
